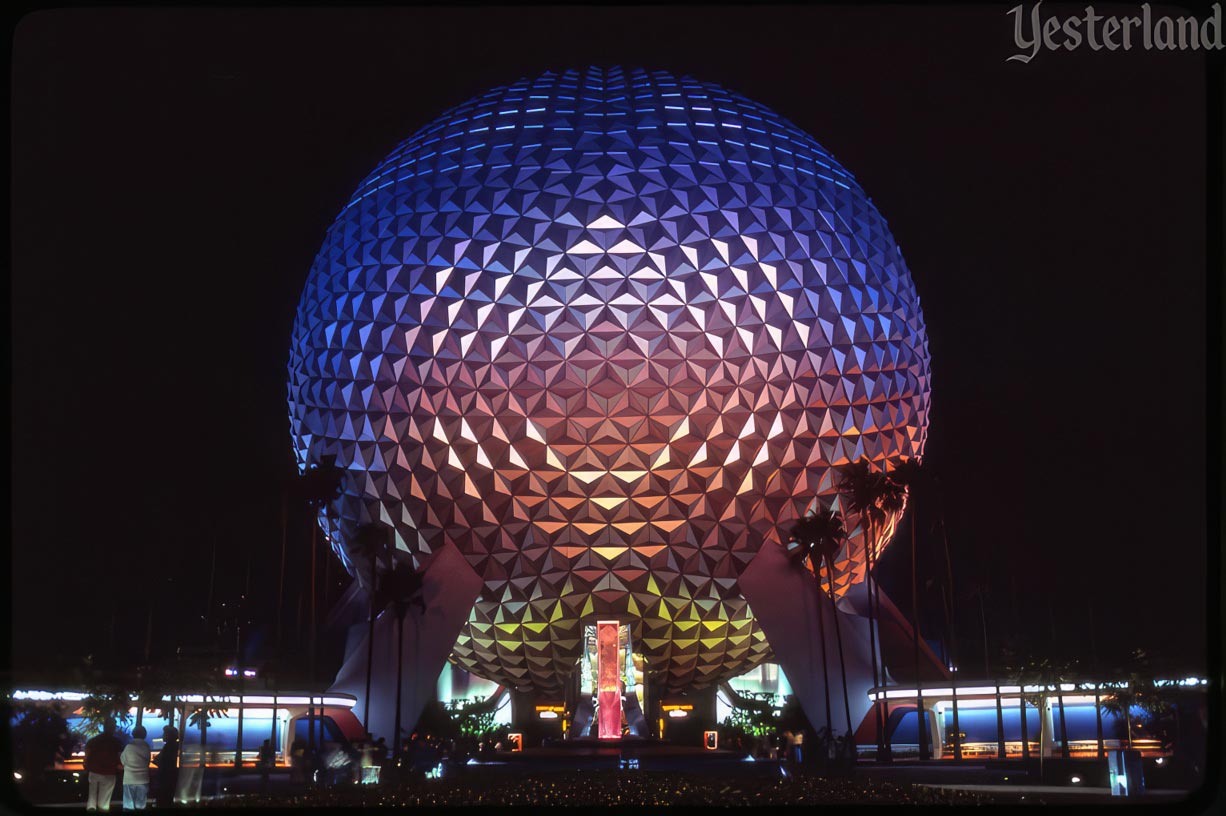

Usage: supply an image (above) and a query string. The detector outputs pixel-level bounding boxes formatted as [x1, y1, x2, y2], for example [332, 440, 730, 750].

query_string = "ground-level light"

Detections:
[662, 702, 693, 719]
[535, 704, 564, 720]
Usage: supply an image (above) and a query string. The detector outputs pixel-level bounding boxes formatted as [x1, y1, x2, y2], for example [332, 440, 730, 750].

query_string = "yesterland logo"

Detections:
[1008, 1, 1224, 62]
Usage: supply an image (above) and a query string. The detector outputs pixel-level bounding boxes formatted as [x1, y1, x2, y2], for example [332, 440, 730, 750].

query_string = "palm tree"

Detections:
[1087, 604, 1105, 759]
[1000, 643, 1031, 760]
[838, 458, 905, 762]
[187, 697, 229, 752]
[350, 522, 395, 735]
[788, 504, 855, 758]
[185, 695, 229, 802]
[967, 578, 1006, 759]
[133, 677, 176, 736]
[78, 686, 134, 736]
[136, 599, 155, 730]
[1100, 668, 1167, 751]
[299, 453, 346, 749]
[936, 515, 962, 760]
[1017, 656, 1070, 779]
[788, 512, 834, 748]
[1045, 603, 1072, 760]
[376, 556, 426, 765]
[883, 456, 932, 761]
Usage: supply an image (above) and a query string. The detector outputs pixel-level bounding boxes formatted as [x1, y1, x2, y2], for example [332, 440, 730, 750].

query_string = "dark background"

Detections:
[10, 5, 1212, 681]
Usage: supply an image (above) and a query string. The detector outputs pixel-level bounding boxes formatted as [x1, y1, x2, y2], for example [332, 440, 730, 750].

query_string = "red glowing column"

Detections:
[596, 620, 621, 739]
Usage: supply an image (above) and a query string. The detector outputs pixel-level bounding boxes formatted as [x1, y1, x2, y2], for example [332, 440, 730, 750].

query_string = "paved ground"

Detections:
[25, 764, 1198, 808]
[917, 782, 1192, 805]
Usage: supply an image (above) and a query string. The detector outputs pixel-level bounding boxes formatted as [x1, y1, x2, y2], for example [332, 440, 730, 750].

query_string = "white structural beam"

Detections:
[738, 541, 881, 736]
[328, 540, 484, 742]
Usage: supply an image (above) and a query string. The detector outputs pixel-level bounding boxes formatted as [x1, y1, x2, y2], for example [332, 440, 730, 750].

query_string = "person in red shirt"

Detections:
[84, 717, 123, 811]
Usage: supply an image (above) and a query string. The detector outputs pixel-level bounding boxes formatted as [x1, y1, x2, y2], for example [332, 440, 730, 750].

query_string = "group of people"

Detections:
[282, 731, 471, 790]
[81, 719, 283, 810]
[83, 719, 535, 808]
[287, 735, 384, 788]
[82, 719, 180, 811]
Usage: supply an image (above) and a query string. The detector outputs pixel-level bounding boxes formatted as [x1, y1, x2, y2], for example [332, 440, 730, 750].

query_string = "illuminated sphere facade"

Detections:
[288, 68, 931, 693]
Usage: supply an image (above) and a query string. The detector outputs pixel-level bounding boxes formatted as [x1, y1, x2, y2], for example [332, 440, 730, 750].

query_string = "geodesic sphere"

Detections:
[287, 67, 931, 693]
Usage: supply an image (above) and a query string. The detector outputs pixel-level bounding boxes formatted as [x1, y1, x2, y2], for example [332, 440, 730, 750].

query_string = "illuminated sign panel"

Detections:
[597, 620, 622, 739]
[535, 704, 564, 720]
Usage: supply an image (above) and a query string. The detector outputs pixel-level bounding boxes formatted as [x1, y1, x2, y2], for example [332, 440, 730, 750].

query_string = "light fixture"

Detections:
[1070, 776, 1082, 784]
[539, 711, 558, 720]
[668, 710, 689, 719]
[13, 772, 22, 781]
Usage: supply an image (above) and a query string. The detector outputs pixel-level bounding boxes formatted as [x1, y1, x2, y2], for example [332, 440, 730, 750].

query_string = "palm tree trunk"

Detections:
[910, 510, 928, 760]
[308, 520, 317, 750]
[995, 683, 1005, 760]
[977, 594, 1005, 759]
[939, 523, 961, 761]
[234, 626, 244, 770]
[1038, 695, 1046, 780]
[393, 609, 405, 765]
[1019, 695, 1030, 760]
[862, 516, 887, 761]
[295, 592, 304, 647]
[137, 601, 152, 730]
[1095, 687, 1105, 758]
[825, 555, 854, 757]
[1057, 685, 1070, 759]
[276, 489, 288, 649]
[812, 557, 834, 750]
[1089, 604, 1104, 759]
[1046, 601, 1069, 759]
[323, 538, 332, 615]
[950, 684, 962, 762]
[364, 581, 377, 735]
[270, 687, 278, 753]
[205, 541, 217, 641]
[978, 593, 990, 679]
[235, 691, 244, 770]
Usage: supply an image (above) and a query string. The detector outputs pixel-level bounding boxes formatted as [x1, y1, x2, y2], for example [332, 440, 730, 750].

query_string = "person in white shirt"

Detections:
[118, 725, 152, 810]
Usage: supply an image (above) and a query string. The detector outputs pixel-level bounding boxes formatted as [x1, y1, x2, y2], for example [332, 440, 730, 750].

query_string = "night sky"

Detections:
[10, 7, 1212, 681]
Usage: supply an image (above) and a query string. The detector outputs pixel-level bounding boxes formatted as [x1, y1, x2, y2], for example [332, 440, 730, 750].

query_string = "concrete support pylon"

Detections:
[738, 540, 883, 740]
[328, 540, 484, 743]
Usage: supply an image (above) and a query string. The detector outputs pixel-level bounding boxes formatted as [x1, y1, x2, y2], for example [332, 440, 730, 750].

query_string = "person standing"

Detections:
[257, 739, 275, 793]
[288, 739, 305, 786]
[84, 717, 123, 812]
[151, 726, 179, 808]
[119, 725, 151, 810]
[362, 736, 379, 784]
